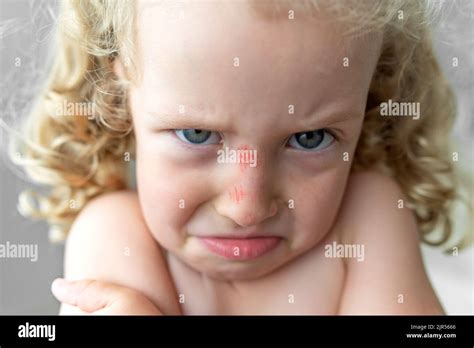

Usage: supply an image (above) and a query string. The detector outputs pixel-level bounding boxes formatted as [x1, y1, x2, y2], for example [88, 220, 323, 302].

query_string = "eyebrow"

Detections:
[145, 111, 224, 130]
[145, 108, 359, 131]
[303, 109, 358, 129]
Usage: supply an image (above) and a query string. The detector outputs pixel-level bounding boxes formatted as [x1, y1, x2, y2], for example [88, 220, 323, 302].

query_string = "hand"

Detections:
[51, 278, 163, 315]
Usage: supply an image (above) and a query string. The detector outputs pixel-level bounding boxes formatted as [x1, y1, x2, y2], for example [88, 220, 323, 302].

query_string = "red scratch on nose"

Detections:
[238, 145, 250, 173]
[229, 185, 246, 203]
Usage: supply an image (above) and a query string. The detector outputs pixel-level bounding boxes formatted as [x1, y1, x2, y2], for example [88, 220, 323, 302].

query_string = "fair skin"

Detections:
[53, 0, 443, 315]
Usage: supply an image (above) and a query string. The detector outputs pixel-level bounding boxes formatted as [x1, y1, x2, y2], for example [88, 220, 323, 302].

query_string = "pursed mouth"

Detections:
[197, 236, 282, 260]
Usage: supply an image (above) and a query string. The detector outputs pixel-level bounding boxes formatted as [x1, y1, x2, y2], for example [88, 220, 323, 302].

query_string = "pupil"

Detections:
[297, 130, 323, 148]
[183, 129, 211, 143]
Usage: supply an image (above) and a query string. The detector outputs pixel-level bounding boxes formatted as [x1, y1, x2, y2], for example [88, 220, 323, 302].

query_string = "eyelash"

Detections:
[171, 129, 338, 152]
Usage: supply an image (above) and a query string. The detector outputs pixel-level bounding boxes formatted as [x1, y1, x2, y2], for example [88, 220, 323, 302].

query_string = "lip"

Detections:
[198, 236, 281, 260]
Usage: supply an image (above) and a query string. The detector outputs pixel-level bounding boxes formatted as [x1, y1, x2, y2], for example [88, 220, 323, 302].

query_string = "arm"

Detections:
[58, 191, 181, 315]
[337, 171, 444, 314]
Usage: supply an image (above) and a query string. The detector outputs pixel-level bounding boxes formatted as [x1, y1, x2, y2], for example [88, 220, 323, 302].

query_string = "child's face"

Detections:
[128, 0, 382, 280]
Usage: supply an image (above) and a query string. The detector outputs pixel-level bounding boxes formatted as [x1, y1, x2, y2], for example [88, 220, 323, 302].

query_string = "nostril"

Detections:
[269, 203, 278, 217]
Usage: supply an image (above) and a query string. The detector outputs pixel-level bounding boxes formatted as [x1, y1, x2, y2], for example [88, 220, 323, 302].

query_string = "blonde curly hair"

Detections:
[6, 0, 467, 245]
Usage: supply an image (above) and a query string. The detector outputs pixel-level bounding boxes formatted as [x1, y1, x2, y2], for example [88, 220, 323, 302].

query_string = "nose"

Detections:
[214, 158, 279, 227]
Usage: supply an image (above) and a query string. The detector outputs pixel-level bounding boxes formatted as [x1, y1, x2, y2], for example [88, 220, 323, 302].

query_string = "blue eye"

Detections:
[288, 130, 334, 151]
[175, 129, 221, 145]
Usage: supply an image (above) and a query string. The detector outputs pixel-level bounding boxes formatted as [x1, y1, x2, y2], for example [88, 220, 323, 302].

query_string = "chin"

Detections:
[185, 252, 294, 281]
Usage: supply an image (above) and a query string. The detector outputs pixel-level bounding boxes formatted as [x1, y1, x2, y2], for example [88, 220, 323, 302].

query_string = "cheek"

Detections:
[135, 144, 216, 249]
[289, 167, 350, 247]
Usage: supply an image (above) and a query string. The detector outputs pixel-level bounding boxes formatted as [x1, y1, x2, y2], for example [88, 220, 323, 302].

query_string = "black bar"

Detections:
[0, 315, 472, 346]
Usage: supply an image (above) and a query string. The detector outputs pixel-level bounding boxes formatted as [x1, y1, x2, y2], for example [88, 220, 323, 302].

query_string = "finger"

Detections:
[51, 278, 126, 313]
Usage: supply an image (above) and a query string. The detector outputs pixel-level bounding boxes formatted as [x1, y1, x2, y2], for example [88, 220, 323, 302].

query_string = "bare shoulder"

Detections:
[335, 170, 412, 244]
[66, 191, 149, 255]
[68, 190, 148, 242]
[63, 190, 181, 315]
[335, 170, 444, 314]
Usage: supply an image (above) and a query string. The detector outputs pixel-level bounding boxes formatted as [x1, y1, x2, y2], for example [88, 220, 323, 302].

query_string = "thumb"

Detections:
[51, 278, 124, 313]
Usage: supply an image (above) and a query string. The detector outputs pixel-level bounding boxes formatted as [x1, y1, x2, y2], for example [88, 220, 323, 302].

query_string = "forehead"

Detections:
[134, 0, 382, 119]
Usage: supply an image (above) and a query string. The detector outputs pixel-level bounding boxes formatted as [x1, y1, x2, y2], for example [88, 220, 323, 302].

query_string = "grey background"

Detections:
[0, 0, 473, 314]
